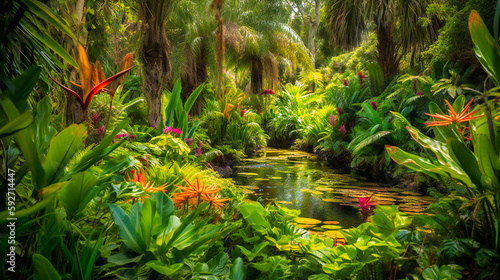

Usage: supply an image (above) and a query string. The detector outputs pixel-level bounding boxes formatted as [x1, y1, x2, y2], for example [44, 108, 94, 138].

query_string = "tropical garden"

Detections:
[1, 0, 500, 279]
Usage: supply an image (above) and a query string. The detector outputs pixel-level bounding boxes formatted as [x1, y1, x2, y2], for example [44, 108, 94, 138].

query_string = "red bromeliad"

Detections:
[424, 99, 482, 127]
[51, 44, 135, 122]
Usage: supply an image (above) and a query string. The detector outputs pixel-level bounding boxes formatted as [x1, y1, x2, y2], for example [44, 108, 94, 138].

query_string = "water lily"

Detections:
[329, 115, 337, 127]
[339, 124, 347, 135]
[371, 101, 377, 111]
[424, 99, 482, 127]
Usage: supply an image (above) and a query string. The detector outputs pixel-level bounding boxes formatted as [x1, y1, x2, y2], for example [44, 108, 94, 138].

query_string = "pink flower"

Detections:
[90, 113, 101, 124]
[240, 109, 246, 117]
[358, 197, 371, 212]
[130, 170, 135, 175]
[163, 126, 173, 133]
[343, 79, 349, 86]
[115, 133, 129, 139]
[197, 140, 203, 147]
[371, 101, 377, 111]
[187, 114, 191, 121]
[195, 147, 203, 156]
[339, 124, 346, 135]
[416, 91, 423, 96]
[184, 137, 193, 146]
[329, 115, 337, 127]
[172, 128, 181, 134]
[388, 117, 393, 124]
[357, 71, 366, 79]
[337, 107, 343, 115]
[259, 89, 275, 96]
[96, 126, 105, 138]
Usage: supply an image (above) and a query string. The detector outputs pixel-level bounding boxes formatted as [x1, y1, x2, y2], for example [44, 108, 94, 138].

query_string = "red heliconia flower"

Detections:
[259, 89, 275, 95]
[51, 44, 136, 112]
[424, 99, 483, 127]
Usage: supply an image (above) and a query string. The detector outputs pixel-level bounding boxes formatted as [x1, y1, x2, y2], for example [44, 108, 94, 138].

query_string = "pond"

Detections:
[232, 148, 433, 234]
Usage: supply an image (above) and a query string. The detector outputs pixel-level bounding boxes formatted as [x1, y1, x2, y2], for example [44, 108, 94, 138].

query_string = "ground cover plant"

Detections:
[1, 0, 500, 279]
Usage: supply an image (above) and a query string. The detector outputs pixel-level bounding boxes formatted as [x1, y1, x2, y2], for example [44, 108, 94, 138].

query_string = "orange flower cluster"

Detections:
[171, 177, 229, 209]
[124, 168, 168, 202]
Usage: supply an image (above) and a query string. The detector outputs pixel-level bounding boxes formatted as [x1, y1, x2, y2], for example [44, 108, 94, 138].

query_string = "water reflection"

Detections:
[232, 148, 433, 230]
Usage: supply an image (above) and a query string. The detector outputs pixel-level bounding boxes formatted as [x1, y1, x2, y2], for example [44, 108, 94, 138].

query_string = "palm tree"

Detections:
[137, 0, 173, 128]
[325, 0, 440, 80]
[169, 0, 216, 115]
[223, 0, 311, 95]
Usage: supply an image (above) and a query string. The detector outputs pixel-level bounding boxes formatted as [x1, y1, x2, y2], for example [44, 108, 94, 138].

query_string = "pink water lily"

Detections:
[358, 197, 371, 212]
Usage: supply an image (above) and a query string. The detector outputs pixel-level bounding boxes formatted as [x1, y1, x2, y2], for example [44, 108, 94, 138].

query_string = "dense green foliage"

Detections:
[1, 0, 500, 279]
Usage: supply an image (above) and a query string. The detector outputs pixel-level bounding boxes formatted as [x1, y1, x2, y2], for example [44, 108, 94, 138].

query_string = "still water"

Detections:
[232, 148, 432, 230]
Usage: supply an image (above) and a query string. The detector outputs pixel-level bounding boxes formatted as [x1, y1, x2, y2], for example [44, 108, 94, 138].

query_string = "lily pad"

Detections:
[322, 198, 343, 203]
[295, 217, 322, 224]
[321, 225, 342, 230]
[315, 187, 334, 191]
[323, 221, 340, 225]
[238, 172, 259, 176]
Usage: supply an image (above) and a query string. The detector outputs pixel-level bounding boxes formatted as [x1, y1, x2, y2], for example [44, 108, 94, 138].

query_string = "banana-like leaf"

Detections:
[469, 10, 500, 86]
[33, 253, 61, 280]
[165, 80, 182, 127]
[34, 96, 57, 153]
[385, 145, 473, 188]
[0, 96, 45, 188]
[42, 124, 87, 187]
[140, 199, 156, 249]
[5, 65, 42, 107]
[146, 262, 183, 277]
[150, 192, 175, 230]
[108, 204, 142, 253]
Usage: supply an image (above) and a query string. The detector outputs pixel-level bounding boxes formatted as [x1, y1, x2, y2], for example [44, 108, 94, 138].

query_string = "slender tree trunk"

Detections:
[376, 22, 399, 81]
[62, 0, 86, 125]
[181, 45, 207, 115]
[251, 59, 263, 95]
[138, 0, 172, 128]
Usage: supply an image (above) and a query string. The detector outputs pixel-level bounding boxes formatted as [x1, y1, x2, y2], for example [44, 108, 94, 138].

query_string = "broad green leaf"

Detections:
[57, 172, 98, 218]
[184, 82, 205, 113]
[1, 96, 44, 188]
[43, 124, 87, 186]
[469, 10, 500, 86]
[361, 102, 381, 124]
[108, 204, 142, 253]
[7, 65, 42, 107]
[33, 253, 61, 280]
[146, 261, 183, 276]
[237, 241, 269, 261]
[230, 257, 245, 280]
[108, 254, 143, 266]
[0, 110, 34, 137]
[140, 199, 156, 249]
[165, 80, 181, 127]
[150, 192, 175, 230]
[34, 96, 57, 153]
[447, 138, 483, 192]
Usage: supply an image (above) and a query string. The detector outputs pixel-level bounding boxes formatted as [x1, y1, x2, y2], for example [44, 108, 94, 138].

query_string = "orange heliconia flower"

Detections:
[424, 99, 482, 127]
[124, 168, 168, 203]
[202, 193, 229, 209]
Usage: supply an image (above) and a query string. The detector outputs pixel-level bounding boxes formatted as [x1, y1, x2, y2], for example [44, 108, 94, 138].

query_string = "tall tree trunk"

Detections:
[181, 45, 208, 116]
[307, 0, 320, 68]
[138, 0, 172, 128]
[376, 22, 399, 81]
[251, 59, 263, 95]
[62, 0, 86, 125]
[212, 0, 224, 98]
